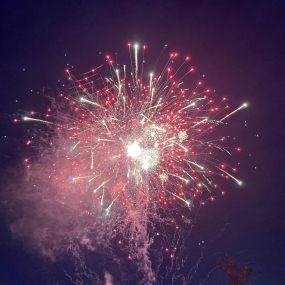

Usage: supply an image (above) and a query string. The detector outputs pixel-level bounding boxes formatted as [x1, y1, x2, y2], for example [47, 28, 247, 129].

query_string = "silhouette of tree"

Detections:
[219, 257, 252, 285]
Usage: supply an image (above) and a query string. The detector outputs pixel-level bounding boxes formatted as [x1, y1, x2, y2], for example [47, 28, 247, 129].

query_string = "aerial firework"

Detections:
[13, 43, 247, 283]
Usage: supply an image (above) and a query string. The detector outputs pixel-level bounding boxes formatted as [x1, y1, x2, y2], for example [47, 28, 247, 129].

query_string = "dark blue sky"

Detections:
[0, 1, 284, 284]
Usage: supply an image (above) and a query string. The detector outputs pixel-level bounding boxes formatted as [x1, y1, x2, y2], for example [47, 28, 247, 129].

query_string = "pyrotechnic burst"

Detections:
[14, 43, 247, 283]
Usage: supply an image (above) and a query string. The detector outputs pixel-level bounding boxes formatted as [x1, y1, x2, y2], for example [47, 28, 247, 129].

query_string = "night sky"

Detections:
[0, 1, 284, 284]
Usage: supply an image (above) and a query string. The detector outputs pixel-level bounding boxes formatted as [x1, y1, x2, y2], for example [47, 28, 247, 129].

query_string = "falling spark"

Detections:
[221, 102, 248, 122]
[22, 116, 53, 124]
[218, 167, 243, 186]
[80, 96, 104, 109]
[93, 180, 110, 193]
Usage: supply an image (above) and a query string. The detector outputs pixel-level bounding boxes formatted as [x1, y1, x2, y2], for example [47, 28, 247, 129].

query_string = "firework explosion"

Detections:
[13, 43, 247, 283]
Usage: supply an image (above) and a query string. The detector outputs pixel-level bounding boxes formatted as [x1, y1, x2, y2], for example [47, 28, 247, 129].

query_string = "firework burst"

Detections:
[24, 43, 246, 210]
[14, 43, 247, 282]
